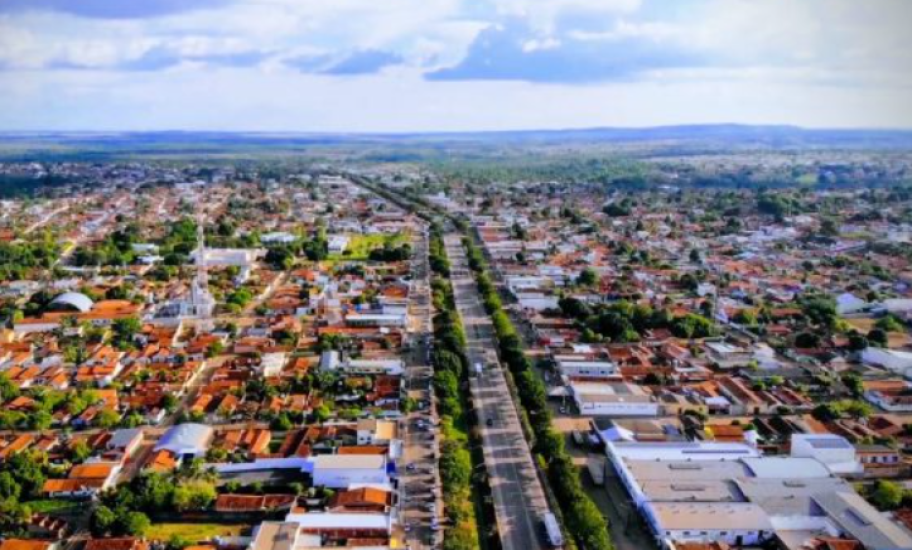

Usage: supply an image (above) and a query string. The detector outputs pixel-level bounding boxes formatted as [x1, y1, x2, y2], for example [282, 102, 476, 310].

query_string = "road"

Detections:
[23, 205, 68, 235]
[399, 225, 444, 550]
[444, 234, 550, 550]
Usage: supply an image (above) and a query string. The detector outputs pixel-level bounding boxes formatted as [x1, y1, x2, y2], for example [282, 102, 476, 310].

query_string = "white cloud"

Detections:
[0, 0, 911, 130]
[521, 37, 561, 53]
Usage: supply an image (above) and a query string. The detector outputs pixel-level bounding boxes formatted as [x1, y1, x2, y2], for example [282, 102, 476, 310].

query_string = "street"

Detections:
[444, 234, 550, 550]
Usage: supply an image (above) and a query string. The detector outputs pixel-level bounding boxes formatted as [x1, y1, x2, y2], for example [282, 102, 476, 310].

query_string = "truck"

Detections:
[542, 513, 564, 548]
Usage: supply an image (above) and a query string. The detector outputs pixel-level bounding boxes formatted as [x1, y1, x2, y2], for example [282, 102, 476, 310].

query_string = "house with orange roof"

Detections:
[42, 461, 121, 498]
[0, 540, 61, 550]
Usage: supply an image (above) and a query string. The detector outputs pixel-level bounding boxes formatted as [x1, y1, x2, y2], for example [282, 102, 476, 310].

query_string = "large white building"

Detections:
[603, 439, 912, 550]
[569, 381, 659, 417]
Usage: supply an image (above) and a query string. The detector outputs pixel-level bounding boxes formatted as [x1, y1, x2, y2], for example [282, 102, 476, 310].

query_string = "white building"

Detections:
[790, 434, 862, 475]
[604, 439, 912, 550]
[328, 235, 350, 254]
[861, 348, 912, 379]
[307, 455, 390, 489]
[555, 356, 619, 379]
[344, 313, 406, 327]
[261, 232, 297, 244]
[154, 423, 214, 460]
[260, 352, 287, 377]
[569, 381, 659, 417]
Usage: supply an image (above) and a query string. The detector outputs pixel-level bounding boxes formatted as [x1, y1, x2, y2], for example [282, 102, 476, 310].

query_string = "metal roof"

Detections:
[49, 291, 94, 313]
[155, 423, 214, 453]
[813, 491, 912, 550]
[742, 457, 832, 479]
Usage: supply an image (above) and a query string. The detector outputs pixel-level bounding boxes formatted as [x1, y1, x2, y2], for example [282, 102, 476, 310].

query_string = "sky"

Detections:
[0, 0, 911, 132]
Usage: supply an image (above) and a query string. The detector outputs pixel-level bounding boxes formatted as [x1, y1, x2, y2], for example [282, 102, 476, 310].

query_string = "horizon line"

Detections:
[3, 123, 912, 137]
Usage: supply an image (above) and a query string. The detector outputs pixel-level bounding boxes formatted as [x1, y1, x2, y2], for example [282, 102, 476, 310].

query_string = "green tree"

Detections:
[847, 332, 869, 351]
[172, 480, 217, 512]
[0, 373, 20, 402]
[841, 400, 873, 421]
[576, 267, 599, 287]
[0, 472, 21, 500]
[69, 440, 92, 463]
[95, 408, 121, 429]
[812, 403, 841, 422]
[91, 505, 117, 536]
[733, 309, 758, 326]
[119, 510, 151, 536]
[870, 480, 903, 510]
[30, 410, 53, 430]
[206, 340, 225, 358]
[875, 315, 904, 333]
[868, 328, 888, 347]
[841, 372, 864, 398]
[795, 332, 821, 349]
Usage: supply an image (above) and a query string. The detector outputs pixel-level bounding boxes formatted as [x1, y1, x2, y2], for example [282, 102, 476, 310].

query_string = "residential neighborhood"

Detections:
[1, 146, 912, 550]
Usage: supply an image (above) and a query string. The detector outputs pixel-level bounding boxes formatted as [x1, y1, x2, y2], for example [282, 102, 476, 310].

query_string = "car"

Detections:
[559, 406, 568, 414]
[486, 418, 494, 427]
[406, 463, 417, 472]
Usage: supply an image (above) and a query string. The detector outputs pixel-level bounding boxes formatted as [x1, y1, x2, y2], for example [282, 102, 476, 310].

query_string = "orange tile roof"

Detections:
[0, 541, 55, 550]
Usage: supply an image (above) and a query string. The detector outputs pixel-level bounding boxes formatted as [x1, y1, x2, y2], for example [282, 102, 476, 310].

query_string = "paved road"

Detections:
[444, 234, 550, 550]
[400, 225, 444, 550]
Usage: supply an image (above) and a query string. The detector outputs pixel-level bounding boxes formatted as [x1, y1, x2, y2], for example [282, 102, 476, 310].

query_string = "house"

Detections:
[249, 522, 303, 550]
[704, 342, 752, 369]
[106, 428, 144, 458]
[0, 541, 60, 550]
[42, 462, 121, 498]
[328, 235, 350, 254]
[356, 419, 398, 446]
[283, 512, 393, 539]
[84, 539, 149, 550]
[327, 487, 393, 513]
[855, 445, 905, 478]
[214, 494, 296, 514]
[864, 380, 912, 412]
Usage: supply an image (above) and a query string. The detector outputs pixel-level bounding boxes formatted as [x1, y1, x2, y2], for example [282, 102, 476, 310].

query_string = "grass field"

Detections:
[25, 499, 80, 514]
[328, 232, 408, 261]
[145, 522, 249, 542]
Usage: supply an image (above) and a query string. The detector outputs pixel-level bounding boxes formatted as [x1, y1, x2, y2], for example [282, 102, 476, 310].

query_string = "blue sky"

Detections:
[0, 0, 910, 131]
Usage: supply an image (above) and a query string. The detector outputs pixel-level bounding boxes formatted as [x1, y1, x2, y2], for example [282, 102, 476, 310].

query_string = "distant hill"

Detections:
[0, 124, 911, 161]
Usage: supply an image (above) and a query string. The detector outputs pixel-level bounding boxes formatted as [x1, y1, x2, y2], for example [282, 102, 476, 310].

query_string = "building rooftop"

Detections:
[812, 491, 912, 550]
[49, 291, 94, 313]
[741, 457, 832, 479]
[650, 502, 773, 531]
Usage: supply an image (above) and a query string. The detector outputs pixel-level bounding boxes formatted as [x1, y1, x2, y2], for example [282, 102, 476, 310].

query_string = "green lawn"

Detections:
[328, 232, 408, 261]
[24, 499, 80, 514]
[145, 523, 249, 542]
